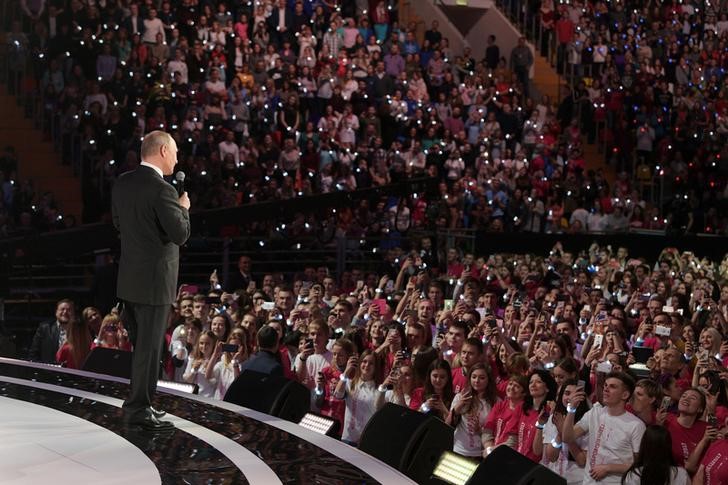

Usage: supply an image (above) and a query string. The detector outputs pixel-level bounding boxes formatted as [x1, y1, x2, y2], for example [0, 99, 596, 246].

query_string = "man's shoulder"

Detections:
[36, 320, 56, 332]
[618, 409, 645, 424]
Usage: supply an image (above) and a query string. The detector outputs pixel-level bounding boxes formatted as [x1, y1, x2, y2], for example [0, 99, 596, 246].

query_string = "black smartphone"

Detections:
[222, 343, 239, 353]
[305, 338, 314, 349]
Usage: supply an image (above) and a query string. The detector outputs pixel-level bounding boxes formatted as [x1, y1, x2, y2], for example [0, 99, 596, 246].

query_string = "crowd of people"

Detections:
[30, 240, 728, 483]
[4, 0, 724, 235]
[529, 0, 728, 229]
[0, 145, 80, 237]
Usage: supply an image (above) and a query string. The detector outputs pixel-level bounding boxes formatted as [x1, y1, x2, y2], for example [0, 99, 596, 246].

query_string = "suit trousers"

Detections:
[121, 301, 169, 419]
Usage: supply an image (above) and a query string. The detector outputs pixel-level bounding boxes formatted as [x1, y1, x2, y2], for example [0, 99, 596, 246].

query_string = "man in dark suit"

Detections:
[112, 130, 190, 430]
[224, 255, 252, 292]
[122, 2, 145, 37]
[267, 0, 293, 47]
[239, 326, 284, 377]
[28, 299, 74, 363]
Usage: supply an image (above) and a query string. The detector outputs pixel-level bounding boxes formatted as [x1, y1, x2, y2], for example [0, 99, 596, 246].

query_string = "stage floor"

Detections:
[0, 358, 413, 484]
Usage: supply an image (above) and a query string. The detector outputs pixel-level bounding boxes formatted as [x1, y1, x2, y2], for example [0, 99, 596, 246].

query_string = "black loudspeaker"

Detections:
[358, 403, 454, 484]
[81, 347, 132, 379]
[468, 445, 566, 485]
[223, 370, 309, 423]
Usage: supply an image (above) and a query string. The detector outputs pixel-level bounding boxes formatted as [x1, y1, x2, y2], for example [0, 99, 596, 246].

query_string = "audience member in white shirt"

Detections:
[183, 330, 218, 398]
[334, 350, 386, 445]
[447, 363, 497, 458]
[541, 380, 589, 484]
[563, 372, 646, 485]
[142, 8, 165, 44]
[295, 321, 333, 389]
[206, 329, 248, 400]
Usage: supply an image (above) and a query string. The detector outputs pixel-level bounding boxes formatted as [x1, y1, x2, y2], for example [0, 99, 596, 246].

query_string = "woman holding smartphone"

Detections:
[333, 350, 386, 445]
[207, 329, 248, 400]
[447, 363, 498, 458]
[375, 323, 406, 377]
[541, 379, 588, 484]
[385, 363, 416, 407]
[410, 359, 455, 420]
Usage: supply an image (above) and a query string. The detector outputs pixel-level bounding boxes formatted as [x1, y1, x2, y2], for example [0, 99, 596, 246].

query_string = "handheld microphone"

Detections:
[175, 171, 185, 196]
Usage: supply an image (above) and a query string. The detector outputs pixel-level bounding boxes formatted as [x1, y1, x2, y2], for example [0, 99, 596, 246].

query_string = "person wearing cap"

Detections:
[239, 325, 284, 377]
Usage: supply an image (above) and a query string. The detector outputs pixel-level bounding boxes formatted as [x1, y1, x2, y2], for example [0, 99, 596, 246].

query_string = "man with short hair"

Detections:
[29, 299, 75, 363]
[510, 36, 533, 96]
[239, 326, 283, 377]
[452, 338, 483, 393]
[112, 130, 190, 430]
[275, 286, 295, 318]
[295, 321, 333, 388]
[329, 300, 353, 333]
[441, 320, 467, 364]
[225, 255, 252, 292]
[563, 371, 646, 484]
[192, 294, 210, 328]
[405, 323, 427, 353]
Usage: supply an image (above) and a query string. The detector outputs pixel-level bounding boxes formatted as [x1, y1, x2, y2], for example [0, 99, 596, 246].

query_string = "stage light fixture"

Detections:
[298, 413, 338, 437]
[431, 451, 479, 485]
[157, 380, 197, 394]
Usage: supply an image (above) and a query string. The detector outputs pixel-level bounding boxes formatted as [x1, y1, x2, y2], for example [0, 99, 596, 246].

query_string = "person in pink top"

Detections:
[483, 375, 529, 454]
[520, 370, 557, 462]
[694, 415, 728, 485]
[657, 387, 714, 474]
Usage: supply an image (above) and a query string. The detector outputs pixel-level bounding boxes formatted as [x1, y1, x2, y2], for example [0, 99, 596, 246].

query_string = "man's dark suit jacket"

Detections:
[224, 271, 251, 293]
[112, 165, 190, 306]
[28, 320, 60, 363]
[267, 7, 292, 33]
[239, 350, 284, 377]
[123, 16, 145, 37]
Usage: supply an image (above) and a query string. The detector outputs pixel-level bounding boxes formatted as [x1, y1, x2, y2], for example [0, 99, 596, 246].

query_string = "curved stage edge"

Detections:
[0, 357, 415, 485]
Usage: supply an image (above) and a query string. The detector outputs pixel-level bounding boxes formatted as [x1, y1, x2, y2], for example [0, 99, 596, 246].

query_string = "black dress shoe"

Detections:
[126, 414, 174, 431]
[150, 407, 166, 419]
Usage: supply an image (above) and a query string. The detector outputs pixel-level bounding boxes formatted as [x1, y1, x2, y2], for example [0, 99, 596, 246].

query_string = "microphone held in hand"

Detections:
[175, 171, 186, 196]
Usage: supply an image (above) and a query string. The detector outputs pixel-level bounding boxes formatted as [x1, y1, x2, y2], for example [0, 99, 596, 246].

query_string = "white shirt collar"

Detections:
[140, 161, 164, 178]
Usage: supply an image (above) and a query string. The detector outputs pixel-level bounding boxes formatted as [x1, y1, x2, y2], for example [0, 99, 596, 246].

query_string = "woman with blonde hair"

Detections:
[183, 331, 218, 398]
[207, 328, 248, 399]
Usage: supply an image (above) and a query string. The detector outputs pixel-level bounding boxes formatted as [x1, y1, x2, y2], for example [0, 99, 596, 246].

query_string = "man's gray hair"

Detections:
[140, 130, 173, 160]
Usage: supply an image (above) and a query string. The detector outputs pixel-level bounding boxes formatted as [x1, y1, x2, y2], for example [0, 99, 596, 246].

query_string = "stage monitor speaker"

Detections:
[223, 370, 309, 423]
[358, 403, 454, 484]
[81, 347, 132, 379]
[467, 445, 566, 485]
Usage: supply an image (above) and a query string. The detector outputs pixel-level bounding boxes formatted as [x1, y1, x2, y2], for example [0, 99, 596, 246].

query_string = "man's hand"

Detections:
[179, 191, 191, 210]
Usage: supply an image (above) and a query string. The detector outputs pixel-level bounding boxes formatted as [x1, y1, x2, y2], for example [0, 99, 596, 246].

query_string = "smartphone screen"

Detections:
[222, 343, 239, 353]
